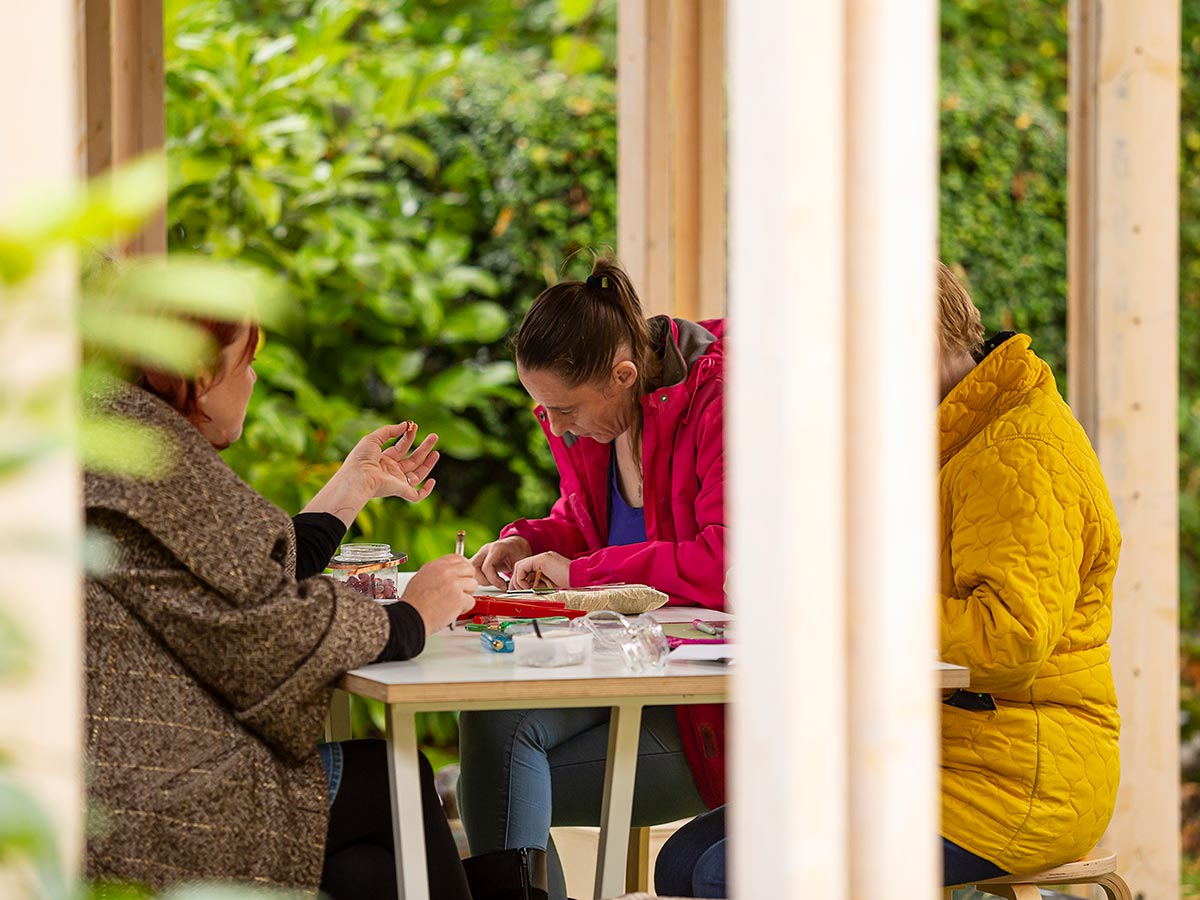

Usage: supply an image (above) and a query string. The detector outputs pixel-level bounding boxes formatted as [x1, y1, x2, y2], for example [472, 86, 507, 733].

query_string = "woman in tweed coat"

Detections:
[85, 318, 476, 898]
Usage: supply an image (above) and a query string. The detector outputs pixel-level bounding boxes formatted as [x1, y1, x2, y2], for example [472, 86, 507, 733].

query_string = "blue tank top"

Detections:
[607, 451, 646, 546]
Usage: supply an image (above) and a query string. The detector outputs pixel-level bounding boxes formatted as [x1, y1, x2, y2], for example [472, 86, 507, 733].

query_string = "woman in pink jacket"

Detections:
[459, 258, 726, 900]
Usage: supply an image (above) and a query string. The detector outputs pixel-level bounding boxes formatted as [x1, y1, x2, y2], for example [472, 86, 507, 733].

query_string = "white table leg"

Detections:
[594, 702, 644, 900]
[384, 704, 430, 900]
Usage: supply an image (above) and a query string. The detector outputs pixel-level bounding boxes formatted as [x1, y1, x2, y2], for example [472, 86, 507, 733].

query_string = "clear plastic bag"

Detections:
[570, 610, 670, 674]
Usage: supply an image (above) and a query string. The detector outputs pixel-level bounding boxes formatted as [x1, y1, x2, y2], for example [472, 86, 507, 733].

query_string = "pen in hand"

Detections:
[450, 530, 466, 630]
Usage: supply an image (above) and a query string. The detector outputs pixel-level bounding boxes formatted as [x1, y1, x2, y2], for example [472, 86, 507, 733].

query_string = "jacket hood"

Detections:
[650, 316, 721, 389]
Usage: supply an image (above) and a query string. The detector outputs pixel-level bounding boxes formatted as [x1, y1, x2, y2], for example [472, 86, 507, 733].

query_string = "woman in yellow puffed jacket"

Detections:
[936, 263, 1121, 883]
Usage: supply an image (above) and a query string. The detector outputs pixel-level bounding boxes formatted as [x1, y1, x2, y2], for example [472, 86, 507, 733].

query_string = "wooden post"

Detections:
[111, 0, 165, 255]
[696, 0, 726, 322]
[81, 0, 113, 177]
[618, 0, 726, 317]
[0, 0, 84, 887]
[728, 0, 848, 895]
[1067, 0, 1181, 895]
[843, 0, 941, 896]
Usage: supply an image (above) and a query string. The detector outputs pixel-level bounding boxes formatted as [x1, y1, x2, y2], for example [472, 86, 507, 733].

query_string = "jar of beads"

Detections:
[328, 543, 407, 602]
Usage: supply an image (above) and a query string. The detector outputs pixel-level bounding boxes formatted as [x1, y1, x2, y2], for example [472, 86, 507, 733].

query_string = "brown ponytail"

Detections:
[515, 257, 660, 392]
[514, 257, 662, 445]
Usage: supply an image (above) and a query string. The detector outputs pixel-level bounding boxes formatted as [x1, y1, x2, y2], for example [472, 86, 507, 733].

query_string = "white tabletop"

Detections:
[342, 628, 729, 706]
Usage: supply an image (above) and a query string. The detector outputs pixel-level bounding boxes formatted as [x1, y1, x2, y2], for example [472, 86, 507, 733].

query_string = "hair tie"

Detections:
[586, 274, 610, 290]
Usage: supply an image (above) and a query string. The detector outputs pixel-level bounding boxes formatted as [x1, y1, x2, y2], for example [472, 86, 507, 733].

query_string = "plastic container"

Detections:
[571, 610, 670, 673]
[328, 543, 407, 602]
[513, 631, 593, 668]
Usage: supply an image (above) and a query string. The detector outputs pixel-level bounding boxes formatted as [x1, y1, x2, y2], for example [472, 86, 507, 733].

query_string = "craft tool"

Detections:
[448, 529, 467, 630]
[692, 619, 726, 636]
[458, 596, 589, 622]
[479, 631, 514, 653]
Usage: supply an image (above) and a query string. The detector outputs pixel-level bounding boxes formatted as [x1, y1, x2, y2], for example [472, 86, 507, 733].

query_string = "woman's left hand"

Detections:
[510, 552, 572, 591]
[343, 421, 440, 503]
[304, 422, 440, 527]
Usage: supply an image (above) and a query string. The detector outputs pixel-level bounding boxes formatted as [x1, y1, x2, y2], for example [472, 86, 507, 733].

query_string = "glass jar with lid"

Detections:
[328, 543, 408, 602]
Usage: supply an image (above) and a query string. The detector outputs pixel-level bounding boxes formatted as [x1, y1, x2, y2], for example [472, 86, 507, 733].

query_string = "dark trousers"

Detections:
[653, 803, 1007, 894]
[320, 740, 471, 900]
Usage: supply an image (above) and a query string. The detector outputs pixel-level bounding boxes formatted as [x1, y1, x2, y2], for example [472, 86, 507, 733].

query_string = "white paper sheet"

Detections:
[668, 643, 736, 664]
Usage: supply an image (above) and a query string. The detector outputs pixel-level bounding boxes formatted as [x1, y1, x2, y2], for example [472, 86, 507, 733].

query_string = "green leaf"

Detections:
[252, 34, 297, 66]
[81, 413, 178, 479]
[421, 413, 485, 459]
[0, 779, 68, 900]
[171, 155, 229, 191]
[375, 348, 427, 386]
[558, 0, 597, 27]
[390, 133, 439, 178]
[0, 439, 61, 483]
[443, 266, 501, 298]
[439, 302, 510, 343]
[551, 36, 604, 76]
[80, 307, 216, 375]
[256, 113, 312, 139]
[0, 607, 33, 681]
[237, 170, 284, 227]
[0, 235, 36, 285]
[72, 154, 169, 241]
[113, 255, 289, 328]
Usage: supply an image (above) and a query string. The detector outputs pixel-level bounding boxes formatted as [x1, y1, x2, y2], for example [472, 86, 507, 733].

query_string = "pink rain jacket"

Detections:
[501, 316, 727, 806]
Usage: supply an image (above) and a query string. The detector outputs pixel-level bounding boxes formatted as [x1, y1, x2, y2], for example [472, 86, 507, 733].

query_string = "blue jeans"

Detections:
[318, 741, 343, 806]
[458, 706, 707, 900]
[654, 805, 1007, 895]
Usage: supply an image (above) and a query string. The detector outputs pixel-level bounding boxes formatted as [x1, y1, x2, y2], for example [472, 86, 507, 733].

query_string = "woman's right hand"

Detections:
[401, 555, 477, 635]
[470, 535, 533, 589]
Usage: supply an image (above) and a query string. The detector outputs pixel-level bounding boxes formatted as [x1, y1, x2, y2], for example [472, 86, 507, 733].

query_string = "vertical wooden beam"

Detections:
[0, 0, 84, 886]
[643, 0, 671, 313]
[697, 0, 727, 321]
[82, 0, 113, 177]
[844, 0, 940, 896]
[668, 0, 701, 321]
[617, 0, 650, 294]
[729, 0, 848, 896]
[1068, 0, 1181, 895]
[618, 0, 726, 318]
[112, 0, 165, 255]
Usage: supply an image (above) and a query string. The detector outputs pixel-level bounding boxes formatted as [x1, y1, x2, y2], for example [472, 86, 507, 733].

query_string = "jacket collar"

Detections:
[938, 333, 1050, 462]
[84, 380, 296, 596]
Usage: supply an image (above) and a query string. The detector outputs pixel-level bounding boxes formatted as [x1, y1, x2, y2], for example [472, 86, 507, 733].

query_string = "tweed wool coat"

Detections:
[84, 382, 390, 893]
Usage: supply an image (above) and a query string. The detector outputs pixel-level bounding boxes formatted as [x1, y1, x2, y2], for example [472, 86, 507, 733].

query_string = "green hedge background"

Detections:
[164, 0, 1200, 774]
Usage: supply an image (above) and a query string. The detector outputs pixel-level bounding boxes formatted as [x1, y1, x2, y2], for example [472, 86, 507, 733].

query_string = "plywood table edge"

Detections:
[338, 671, 729, 705]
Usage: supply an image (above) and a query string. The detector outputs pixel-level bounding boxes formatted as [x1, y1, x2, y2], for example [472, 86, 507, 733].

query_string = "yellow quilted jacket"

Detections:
[938, 333, 1121, 874]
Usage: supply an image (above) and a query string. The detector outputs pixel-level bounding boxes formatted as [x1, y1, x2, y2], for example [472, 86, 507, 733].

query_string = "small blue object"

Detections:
[480, 631, 514, 653]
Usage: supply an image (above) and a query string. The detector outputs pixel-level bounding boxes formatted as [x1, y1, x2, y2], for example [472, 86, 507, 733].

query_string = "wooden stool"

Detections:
[947, 848, 1131, 899]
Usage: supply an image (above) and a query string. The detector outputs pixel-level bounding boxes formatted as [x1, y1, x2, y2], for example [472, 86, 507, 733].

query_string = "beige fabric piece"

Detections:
[558, 585, 669, 614]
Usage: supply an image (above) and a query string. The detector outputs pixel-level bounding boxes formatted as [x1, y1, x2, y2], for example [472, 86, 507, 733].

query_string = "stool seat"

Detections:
[949, 847, 1131, 900]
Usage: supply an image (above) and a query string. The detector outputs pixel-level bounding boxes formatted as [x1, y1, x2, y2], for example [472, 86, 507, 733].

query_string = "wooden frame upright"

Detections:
[1068, 1, 1182, 896]
[618, 0, 726, 319]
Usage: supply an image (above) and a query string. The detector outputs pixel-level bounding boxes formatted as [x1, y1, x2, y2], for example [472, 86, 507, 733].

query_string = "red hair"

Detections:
[139, 320, 259, 425]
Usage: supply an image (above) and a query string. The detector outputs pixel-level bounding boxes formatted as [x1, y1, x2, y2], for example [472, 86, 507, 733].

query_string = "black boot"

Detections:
[462, 847, 549, 900]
